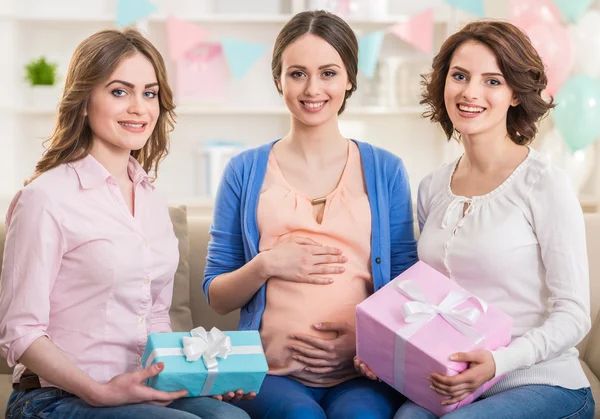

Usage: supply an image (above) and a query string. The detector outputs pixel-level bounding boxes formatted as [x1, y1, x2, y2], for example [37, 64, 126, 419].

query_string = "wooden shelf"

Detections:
[175, 196, 600, 214]
[178, 105, 425, 116]
[177, 106, 287, 116]
[3, 105, 425, 117]
[7, 13, 448, 25]
[9, 13, 290, 24]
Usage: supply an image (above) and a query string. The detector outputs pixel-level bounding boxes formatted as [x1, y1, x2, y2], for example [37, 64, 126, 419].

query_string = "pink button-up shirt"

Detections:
[0, 154, 179, 386]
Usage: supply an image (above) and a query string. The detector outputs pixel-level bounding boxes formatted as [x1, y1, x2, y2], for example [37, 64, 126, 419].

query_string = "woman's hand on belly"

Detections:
[353, 356, 378, 381]
[287, 322, 356, 378]
[261, 236, 347, 285]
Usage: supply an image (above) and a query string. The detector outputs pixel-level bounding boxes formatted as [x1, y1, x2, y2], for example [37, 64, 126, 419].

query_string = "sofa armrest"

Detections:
[584, 312, 600, 379]
[582, 214, 600, 378]
[0, 358, 12, 376]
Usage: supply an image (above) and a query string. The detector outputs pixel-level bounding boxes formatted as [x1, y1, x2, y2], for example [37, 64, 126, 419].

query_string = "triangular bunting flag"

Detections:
[388, 9, 434, 54]
[552, 0, 593, 22]
[445, 0, 485, 17]
[116, 0, 157, 27]
[358, 31, 385, 79]
[220, 37, 268, 80]
[166, 16, 210, 61]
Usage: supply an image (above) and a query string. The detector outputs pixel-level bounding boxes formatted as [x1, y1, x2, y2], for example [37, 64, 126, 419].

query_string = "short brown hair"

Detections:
[272, 10, 358, 114]
[421, 20, 554, 145]
[29, 28, 175, 184]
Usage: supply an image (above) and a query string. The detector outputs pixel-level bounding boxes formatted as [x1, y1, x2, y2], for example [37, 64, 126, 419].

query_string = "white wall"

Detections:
[1, 0, 598, 214]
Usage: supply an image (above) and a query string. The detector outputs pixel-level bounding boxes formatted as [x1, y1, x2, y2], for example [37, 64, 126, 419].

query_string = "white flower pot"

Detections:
[26, 85, 61, 110]
[195, 142, 246, 198]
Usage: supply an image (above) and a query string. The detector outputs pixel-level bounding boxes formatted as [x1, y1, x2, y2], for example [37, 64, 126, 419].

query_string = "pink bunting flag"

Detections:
[166, 16, 210, 61]
[335, 0, 351, 17]
[176, 43, 229, 103]
[388, 9, 434, 54]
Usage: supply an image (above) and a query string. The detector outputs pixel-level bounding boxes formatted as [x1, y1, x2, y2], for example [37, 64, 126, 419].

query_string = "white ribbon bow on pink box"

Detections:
[393, 279, 488, 393]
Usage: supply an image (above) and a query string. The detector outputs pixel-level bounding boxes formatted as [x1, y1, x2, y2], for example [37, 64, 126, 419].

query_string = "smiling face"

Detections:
[86, 52, 160, 153]
[444, 40, 519, 140]
[278, 33, 352, 127]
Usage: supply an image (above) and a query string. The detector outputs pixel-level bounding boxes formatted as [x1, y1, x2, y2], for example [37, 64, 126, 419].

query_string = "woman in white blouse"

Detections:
[357, 20, 595, 418]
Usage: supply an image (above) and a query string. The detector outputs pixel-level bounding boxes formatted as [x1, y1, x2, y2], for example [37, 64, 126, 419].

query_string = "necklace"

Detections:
[311, 197, 327, 206]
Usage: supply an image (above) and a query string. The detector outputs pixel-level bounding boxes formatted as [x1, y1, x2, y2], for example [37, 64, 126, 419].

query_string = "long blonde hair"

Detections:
[28, 28, 175, 184]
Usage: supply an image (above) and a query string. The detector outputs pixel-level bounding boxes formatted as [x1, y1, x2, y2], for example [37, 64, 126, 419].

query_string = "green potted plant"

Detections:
[24, 56, 60, 108]
[25, 56, 57, 86]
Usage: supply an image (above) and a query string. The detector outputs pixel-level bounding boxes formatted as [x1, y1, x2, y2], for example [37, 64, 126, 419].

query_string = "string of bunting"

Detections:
[115, 0, 437, 81]
[114, 0, 600, 193]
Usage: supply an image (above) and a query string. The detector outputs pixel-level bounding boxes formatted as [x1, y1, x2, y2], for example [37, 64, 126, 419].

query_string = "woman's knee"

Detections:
[327, 399, 399, 419]
[330, 409, 384, 419]
[204, 402, 250, 419]
[215, 404, 250, 419]
[394, 401, 438, 419]
[172, 397, 250, 419]
[269, 400, 326, 419]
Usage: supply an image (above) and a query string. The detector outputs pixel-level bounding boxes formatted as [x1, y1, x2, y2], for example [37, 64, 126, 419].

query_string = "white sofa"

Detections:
[0, 209, 598, 418]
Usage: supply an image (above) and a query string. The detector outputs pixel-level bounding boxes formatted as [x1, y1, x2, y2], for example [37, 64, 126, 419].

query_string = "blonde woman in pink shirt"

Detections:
[0, 29, 250, 419]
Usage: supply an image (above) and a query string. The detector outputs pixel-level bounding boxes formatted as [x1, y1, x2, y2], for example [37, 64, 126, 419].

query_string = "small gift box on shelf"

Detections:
[176, 43, 229, 104]
[142, 327, 268, 397]
[356, 262, 513, 416]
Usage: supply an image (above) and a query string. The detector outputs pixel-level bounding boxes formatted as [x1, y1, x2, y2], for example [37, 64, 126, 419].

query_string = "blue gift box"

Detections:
[141, 330, 268, 397]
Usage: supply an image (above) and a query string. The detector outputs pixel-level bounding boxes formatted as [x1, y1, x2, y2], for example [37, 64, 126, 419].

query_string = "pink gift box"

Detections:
[356, 262, 513, 416]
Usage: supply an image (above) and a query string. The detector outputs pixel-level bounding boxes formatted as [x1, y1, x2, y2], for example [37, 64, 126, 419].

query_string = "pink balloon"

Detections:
[525, 22, 574, 95]
[509, 0, 562, 28]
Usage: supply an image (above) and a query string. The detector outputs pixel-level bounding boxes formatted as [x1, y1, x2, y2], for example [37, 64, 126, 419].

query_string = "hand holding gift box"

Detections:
[356, 262, 513, 416]
[142, 327, 268, 397]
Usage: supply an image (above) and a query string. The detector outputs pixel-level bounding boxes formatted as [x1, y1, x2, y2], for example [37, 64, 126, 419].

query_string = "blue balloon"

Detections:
[553, 75, 600, 152]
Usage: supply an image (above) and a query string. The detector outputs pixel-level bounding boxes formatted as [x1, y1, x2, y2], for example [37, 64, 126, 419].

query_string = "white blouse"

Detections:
[417, 147, 591, 394]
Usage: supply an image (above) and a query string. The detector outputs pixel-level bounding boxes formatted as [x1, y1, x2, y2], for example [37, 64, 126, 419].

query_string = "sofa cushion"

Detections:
[0, 223, 7, 379]
[168, 206, 193, 332]
[0, 221, 4, 286]
[0, 359, 10, 377]
[188, 215, 239, 330]
[580, 214, 600, 377]
[0, 373, 11, 411]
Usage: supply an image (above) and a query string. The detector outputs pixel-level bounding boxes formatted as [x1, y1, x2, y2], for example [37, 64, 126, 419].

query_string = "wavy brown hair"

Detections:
[272, 10, 358, 115]
[28, 28, 175, 184]
[421, 20, 554, 145]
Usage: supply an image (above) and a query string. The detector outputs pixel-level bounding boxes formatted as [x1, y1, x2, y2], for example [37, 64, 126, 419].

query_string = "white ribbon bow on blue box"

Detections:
[142, 327, 268, 396]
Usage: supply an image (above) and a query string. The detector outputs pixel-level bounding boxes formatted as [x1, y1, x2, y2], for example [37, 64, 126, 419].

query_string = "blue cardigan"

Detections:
[203, 140, 418, 330]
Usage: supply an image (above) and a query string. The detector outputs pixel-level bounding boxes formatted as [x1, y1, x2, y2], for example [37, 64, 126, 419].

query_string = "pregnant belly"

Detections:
[260, 275, 368, 373]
